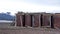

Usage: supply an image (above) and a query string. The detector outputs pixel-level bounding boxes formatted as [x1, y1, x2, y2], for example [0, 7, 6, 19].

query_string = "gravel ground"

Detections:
[0, 27, 60, 34]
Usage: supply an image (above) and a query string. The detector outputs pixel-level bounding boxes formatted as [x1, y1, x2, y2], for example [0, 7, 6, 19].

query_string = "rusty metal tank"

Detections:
[25, 13, 32, 27]
[53, 13, 60, 28]
[42, 13, 52, 27]
[16, 12, 25, 27]
[31, 13, 41, 27]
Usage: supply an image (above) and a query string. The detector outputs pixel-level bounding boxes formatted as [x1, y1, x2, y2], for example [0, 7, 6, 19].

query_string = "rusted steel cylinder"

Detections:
[25, 14, 32, 27]
[32, 14, 41, 27]
[53, 13, 60, 28]
[16, 14, 21, 26]
[16, 12, 25, 27]
[42, 13, 51, 27]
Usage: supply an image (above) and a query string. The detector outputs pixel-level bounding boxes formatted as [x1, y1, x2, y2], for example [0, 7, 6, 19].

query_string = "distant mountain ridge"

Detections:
[0, 13, 15, 21]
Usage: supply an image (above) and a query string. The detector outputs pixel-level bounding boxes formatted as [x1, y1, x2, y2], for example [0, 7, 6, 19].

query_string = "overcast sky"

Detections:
[0, 0, 60, 15]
